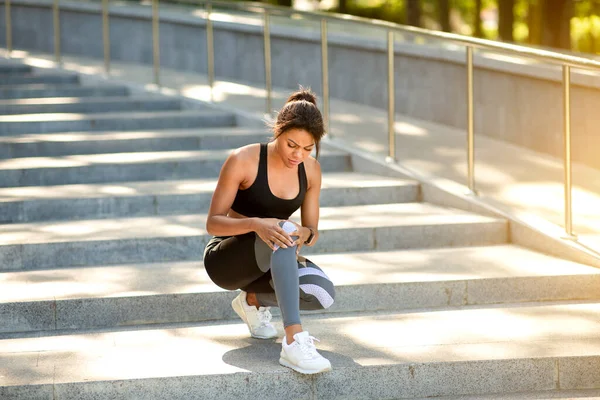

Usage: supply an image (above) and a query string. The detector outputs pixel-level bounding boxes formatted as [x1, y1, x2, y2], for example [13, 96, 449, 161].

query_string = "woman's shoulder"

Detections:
[303, 155, 322, 189]
[303, 155, 321, 173]
[229, 143, 261, 164]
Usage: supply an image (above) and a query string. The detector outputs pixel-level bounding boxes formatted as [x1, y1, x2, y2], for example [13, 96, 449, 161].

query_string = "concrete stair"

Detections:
[1, 61, 599, 399]
[0, 203, 508, 270]
[0, 173, 419, 222]
[2, 302, 600, 399]
[2, 245, 599, 334]
[0, 109, 237, 134]
[0, 147, 351, 187]
[0, 64, 31, 74]
[0, 127, 273, 158]
[0, 95, 182, 115]
[0, 72, 79, 85]
[0, 83, 128, 99]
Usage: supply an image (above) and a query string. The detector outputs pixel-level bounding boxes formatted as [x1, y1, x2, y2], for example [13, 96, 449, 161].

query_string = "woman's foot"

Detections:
[231, 291, 277, 339]
[279, 331, 332, 374]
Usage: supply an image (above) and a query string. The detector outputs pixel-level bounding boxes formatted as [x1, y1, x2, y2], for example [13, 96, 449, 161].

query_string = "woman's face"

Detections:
[275, 128, 315, 169]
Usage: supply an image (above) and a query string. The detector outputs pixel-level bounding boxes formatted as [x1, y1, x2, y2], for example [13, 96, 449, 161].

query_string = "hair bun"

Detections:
[286, 88, 317, 106]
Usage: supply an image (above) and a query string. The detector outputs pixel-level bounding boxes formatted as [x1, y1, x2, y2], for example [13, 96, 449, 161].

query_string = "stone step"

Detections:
[0, 84, 128, 99]
[0, 127, 271, 158]
[0, 203, 507, 271]
[0, 173, 419, 222]
[0, 110, 236, 135]
[1, 302, 600, 399]
[0, 72, 79, 86]
[410, 390, 600, 400]
[0, 95, 181, 115]
[0, 64, 32, 75]
[0, 148, 351, 187]
[1, 245, 598, 334]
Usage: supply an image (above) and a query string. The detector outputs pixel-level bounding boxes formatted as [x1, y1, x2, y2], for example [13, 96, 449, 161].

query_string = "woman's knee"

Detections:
[271, 244, 299, 267]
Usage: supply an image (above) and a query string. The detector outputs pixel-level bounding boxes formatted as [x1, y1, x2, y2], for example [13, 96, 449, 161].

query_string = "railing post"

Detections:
[263, 10, 272, 115]
[102, 0, 110, 75]
[5, 0, 12, 57]
[387, 30, 395, 162]
[562, 65, 577, 240]
[53, 0, 61, 64]
[206, 1, 215, 102]
[321, 18, 329, 135]
[466, 46, 476, 194]
[152, 0, 161, 86]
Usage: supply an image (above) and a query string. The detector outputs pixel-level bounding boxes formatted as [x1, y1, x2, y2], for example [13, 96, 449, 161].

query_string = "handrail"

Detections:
[4, 0, 591, 240]
[188, 0, 600, 71]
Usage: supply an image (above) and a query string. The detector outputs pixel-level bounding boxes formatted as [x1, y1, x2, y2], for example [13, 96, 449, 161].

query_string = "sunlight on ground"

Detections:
[332, 113, 362, 124]
[71, 150, 204, 164]
[481, 52, 539, 66]
[215, 81, 268, 98]
[395, 121, 428, 137]
[17, 56, 55, 69]
[500, 183, 600, 233]
[0, 180, 218, 201]
[338, 304, 600, 364]
[0, 113, 88, 122]
[0, 156, 89, 169]
[0, 262, 220, 302]
[469, 162, 517, 185]
[0, 215, 207, 244]
[208, 12, 262, 27]
[4, 97, 82, 105]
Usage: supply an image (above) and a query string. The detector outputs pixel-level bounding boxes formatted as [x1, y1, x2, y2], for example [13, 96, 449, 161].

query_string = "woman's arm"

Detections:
[206, 147, 295, 250]
[297, 157, 322, 247]
[205, 149, 258, 236]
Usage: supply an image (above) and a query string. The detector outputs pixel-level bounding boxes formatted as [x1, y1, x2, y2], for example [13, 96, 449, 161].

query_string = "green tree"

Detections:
[474, 0, 483, 37]
[541, 0, 573, 49]
[498, 0, 515, 41]
[438, 0, 451, 32]
[407, 0, 422, 26]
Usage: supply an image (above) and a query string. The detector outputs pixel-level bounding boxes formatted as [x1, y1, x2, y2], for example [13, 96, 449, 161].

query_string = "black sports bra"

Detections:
[230, 143, 307, 220]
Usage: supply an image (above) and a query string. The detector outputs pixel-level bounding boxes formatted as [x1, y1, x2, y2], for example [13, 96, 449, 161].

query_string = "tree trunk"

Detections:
[338, 0, 347, 14]
[498, 0, 515, 41]
[528, 0, 543, 45]
[474, 0, 483, 37]
[276, 0, 293, 7]
[439, 0, 451, 32]
[406, 0, 421, 27]
[541, 0, 572, 49]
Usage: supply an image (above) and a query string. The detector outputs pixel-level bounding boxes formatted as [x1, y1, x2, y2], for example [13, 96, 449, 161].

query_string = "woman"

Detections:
[203, 88, 335, 375]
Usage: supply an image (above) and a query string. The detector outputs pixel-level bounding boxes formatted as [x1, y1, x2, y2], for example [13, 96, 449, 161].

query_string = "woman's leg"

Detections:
[203, 233, 278, 339]
[255, 255, 335, 311]
[203, 233, 266, 291]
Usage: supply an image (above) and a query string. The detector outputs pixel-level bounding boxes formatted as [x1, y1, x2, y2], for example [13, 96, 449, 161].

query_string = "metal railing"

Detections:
[5, 0, 600, 240]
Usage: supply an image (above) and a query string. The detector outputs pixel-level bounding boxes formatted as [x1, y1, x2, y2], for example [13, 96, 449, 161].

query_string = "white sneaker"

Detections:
[279, 331, 332, 374]
[231, 291, 278, 339]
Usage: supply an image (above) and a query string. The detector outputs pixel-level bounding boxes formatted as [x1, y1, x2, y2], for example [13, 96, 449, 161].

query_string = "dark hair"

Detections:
[271, 87, 325, 158]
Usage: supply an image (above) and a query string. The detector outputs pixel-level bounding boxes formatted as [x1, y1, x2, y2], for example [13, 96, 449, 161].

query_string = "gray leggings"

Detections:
[203, 232, 336, 328]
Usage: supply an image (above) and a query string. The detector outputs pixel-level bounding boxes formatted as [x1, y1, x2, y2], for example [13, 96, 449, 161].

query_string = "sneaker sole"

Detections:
[279, 356, 332, 375]
[231, 294, 277, 340]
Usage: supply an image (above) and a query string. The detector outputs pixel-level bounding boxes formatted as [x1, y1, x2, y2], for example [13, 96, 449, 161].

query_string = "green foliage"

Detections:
[342, 0, 406, 24]
[572, 15, 600, 53]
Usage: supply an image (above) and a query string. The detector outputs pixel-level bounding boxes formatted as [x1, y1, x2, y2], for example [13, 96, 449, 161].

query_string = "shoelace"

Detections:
[257, 307, 272, 327]
[297, 335, 321, 358]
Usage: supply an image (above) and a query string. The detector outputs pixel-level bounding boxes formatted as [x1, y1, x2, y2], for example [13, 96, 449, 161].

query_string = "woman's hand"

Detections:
[288, 221, 310, 255]
[253, 218, 295, 251]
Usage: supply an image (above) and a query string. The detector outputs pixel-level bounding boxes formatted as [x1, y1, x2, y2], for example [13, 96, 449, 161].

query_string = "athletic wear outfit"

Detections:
[203, 143, 334, 374]
[204, 143, 335, 327]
